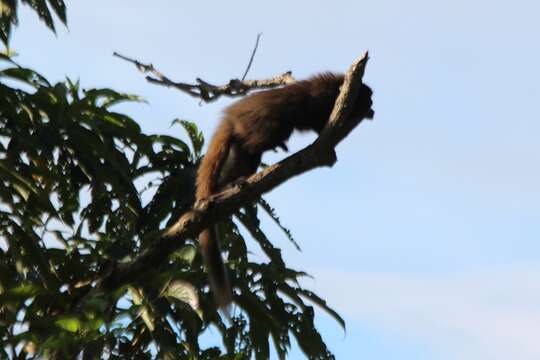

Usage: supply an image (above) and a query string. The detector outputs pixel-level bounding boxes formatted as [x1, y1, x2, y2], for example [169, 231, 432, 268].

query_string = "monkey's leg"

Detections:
[217, 142, 262, 190]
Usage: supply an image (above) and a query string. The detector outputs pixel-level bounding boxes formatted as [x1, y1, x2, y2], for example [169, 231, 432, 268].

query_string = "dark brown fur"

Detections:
[196, 73, 374, 308]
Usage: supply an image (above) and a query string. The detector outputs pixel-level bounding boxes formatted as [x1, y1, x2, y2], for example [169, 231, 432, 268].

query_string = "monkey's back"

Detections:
[222, 73, 344, 153]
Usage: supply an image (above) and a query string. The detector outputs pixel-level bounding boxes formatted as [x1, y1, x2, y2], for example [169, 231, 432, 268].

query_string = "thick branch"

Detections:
[100, 52, 370, 290]
[113, 51, 295, 103]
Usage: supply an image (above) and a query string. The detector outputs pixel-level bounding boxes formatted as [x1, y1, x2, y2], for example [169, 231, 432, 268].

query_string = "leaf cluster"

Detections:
[1, 0, 67, 45]
[0, 56, 343, 359]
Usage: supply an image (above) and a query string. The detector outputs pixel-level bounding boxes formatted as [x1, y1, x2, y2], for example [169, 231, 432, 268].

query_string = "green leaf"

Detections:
[149, 134, 191, 154]
[0, 161, 41, 196]
[172, 119, 204, 156]
[128, 286, 155, 331]
[161, 279, 201, 316]
[259, 197, 300, 251]
[299, 289, 346, 332]
[56, 316, 81, 333]
[10, 222, 60, 289]
[81, 88, 144, 108]
[23, 0, 55, 31]
[236, 212, 285, 268]
[0, 0, 18, 44]
[0, 66, 51, 87]
[3, 282, 41, 298]
[46, 0, 67, 24]
[170, 244, 197, 265]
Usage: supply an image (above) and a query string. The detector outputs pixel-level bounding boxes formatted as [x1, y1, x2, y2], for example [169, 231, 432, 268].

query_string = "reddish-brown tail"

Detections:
[198, 228, 232, 308]
[196, 123, 234, 308]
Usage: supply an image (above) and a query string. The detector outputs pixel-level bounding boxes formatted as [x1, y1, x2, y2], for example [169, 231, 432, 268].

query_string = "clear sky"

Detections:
[12, 0, 540, 359]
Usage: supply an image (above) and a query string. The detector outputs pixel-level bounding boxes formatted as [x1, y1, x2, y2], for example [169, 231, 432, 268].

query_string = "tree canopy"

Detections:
[0, 2, 345, 359]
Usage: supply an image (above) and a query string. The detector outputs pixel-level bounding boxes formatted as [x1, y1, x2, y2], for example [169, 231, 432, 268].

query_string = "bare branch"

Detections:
[113, 51, 295, 103]
[99, 52, 371, 290]
[317, 51, 370, 148]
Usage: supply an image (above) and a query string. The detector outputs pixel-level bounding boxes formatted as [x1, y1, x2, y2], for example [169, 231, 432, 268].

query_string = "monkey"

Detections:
[195, 72, 374, 308]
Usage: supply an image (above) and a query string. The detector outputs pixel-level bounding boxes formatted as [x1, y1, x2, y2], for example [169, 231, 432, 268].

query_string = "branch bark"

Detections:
[99, 52, 370, 290]
[113, 51, 295, 103]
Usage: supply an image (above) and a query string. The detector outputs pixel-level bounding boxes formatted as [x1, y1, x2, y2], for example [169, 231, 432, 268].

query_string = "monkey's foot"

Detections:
[226, 177, 248, 191]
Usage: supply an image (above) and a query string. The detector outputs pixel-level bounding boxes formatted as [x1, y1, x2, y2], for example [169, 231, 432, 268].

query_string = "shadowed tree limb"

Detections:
[99, 52, 370, 291]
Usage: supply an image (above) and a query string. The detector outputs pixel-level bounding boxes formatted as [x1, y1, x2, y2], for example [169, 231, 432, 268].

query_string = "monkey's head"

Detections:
[352, 83, 374, 120]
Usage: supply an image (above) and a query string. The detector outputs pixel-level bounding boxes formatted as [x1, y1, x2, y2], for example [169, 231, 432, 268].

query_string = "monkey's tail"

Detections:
[195, 123, 234, 309]
[199, 228, 232, 308]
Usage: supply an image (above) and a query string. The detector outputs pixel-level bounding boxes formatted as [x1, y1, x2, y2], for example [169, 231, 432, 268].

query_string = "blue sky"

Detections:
[12, 0, 540, 358]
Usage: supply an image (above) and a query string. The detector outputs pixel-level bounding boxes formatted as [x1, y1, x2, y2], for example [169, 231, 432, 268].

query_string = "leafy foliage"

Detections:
[0, 0, 67, 45]
[0, 55, 343, 359]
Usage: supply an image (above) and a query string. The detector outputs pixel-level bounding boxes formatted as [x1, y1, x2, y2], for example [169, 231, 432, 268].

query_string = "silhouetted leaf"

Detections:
[161, 279, 200, 316]
[172, 119, 204, 157]
[0, 67, 50, 87]
[46, 0, 66, 23]
[299, 289, 345, 332]
[259, 197, 300, 251]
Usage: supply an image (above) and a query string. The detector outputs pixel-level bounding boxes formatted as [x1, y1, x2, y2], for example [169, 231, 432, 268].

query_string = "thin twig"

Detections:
[241, 33, 262, 81]
[113, 52, 165, 80]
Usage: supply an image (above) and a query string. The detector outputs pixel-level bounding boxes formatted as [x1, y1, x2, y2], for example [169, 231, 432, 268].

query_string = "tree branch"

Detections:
[99, 52, 370, 290]
[113, 51, 295, 103]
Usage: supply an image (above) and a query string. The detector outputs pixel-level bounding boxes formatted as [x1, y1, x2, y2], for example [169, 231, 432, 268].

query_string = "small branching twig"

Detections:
[113, 50, 295, 103]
